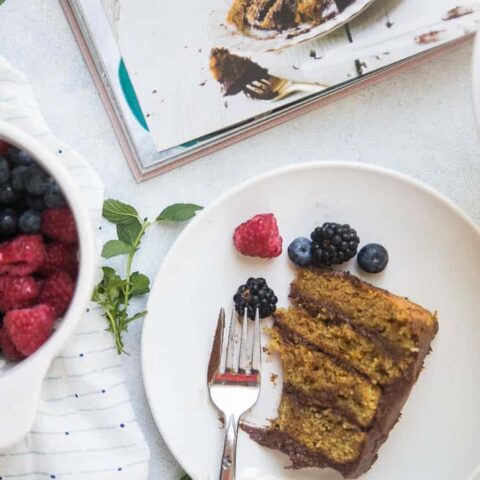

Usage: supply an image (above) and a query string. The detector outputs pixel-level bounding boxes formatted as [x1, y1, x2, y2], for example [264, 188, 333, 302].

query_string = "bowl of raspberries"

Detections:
[0, 121, 96, 449]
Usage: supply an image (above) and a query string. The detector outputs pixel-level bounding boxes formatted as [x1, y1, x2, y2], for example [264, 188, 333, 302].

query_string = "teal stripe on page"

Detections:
[118, 59, 149, 131]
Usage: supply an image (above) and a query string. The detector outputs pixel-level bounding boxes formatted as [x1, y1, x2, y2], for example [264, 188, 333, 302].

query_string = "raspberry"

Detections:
[0, 140, 9, 156]
[0, 276, 40, 312]
[38, 242, 78, 279]
[4, 304, 55, 356]
[0, 327, 24, 361]
[39, 271, 75, 317]
[233, 213, 282, 258]
[41, 208, 78, 244]
[0, 234, 45, 276]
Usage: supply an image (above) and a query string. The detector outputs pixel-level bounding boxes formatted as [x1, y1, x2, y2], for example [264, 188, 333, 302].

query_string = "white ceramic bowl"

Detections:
[0, 121, 97, 450]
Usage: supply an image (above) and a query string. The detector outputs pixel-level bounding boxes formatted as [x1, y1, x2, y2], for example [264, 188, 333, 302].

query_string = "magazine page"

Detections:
[105, 0, 480, 152]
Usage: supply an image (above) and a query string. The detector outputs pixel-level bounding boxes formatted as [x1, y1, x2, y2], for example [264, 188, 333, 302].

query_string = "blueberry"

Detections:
[18, 209, 42, 234]
[24, 165, 49, 195]
[0, 183, 19, 205]
[0, 208, 18, 239]
[357, 243, 389, 274]
[10, 166, 28, 191]
[44, 182, 66, 208]
[6, 148, 34, 167]
[0, 157, 9, 184]
[288, 237, 313, 267]
[25, 193, 45, 211]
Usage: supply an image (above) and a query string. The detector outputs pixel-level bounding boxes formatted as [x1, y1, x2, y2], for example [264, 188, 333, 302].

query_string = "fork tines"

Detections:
[245, 77, 276, 100]
[225, 308, 261, 375]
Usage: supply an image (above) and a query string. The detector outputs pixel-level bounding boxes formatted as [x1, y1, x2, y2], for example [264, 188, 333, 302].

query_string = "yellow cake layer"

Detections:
[291, 269, 437, 355]
[274, 307, 405, 385]
[269, 328, 381, 427]
[273, 394, 366, 464]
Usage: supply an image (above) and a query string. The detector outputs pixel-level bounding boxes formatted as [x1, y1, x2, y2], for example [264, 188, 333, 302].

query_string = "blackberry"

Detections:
[311, 223, 360, 267]
[233, 277, 278, 320]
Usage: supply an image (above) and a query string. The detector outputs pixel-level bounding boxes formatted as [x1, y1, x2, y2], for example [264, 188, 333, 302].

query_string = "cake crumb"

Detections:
[270, 373, 278, 386]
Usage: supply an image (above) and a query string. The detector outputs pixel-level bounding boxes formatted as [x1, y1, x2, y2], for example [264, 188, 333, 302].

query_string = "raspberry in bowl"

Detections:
[0, 121, 96, 449]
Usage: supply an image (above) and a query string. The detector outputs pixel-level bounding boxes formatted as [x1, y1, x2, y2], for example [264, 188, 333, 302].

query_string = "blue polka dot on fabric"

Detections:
[79, 353, 84, 357]
[74, 393, 79, 398]
[120, 423, 125, 428]
[101, 389, 106, 393]
[50, 476, 56, 479]
[117, 467, 122, 471]
[65, 431, 70, 435]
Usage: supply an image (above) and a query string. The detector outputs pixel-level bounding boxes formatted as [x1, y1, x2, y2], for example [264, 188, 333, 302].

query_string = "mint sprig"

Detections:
[93, 199, 202, 354]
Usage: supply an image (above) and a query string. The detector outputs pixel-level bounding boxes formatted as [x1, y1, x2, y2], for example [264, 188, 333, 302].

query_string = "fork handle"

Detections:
[218, 414, 237, 480]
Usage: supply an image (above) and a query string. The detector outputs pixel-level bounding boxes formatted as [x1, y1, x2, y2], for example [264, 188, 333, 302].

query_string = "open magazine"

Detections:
[61, 0, 480, 180]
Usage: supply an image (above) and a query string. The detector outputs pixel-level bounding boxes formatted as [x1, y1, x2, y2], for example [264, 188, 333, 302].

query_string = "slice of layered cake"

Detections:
[243, 269, 438, 478]
[227, 0, 352, 32]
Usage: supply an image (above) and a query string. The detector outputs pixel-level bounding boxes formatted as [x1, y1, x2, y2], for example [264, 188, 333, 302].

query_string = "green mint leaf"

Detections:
[102, 240, 133, 258]
[156, 203, 203, 222]
[180, 474, 192, 480]
[129, 272, 150, 296]
[126, 310, 148, 324]
[91, 285, 102, 303]
[101, 266, 123, 285]
[103, 199, 139, 225]
[117, 219, 143, 245]
[0, 1, 6, 6]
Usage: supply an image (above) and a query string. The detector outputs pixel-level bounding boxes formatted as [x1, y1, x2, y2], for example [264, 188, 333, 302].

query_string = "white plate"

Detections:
[208, 0, 376, 53]
[142, 162, 480, 480]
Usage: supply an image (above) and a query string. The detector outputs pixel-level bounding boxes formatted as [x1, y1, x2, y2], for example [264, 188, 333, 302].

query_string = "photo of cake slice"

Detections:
[227, 0, 355, 32]
[209, 47, 274, 98]
[243, 269, 438, 478]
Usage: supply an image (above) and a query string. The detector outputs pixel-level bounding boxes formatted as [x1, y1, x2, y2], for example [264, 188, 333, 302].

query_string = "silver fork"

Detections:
[207, 307, 262, 480]
[245, 75, 325, 101]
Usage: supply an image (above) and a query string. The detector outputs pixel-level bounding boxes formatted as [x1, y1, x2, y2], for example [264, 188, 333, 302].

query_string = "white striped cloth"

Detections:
[0, 56, 150, 479]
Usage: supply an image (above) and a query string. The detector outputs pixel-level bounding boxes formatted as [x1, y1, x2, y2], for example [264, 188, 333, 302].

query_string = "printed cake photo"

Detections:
[227, 0, 356, 32]
[243, 268, 438, 478]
